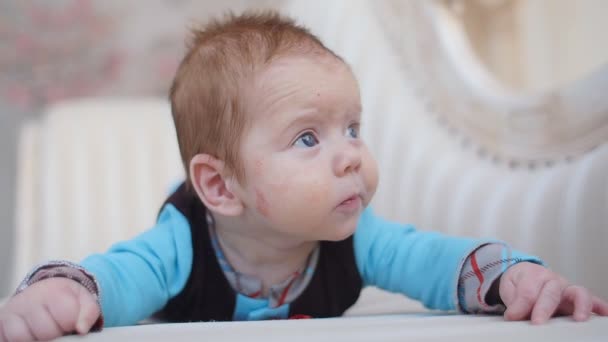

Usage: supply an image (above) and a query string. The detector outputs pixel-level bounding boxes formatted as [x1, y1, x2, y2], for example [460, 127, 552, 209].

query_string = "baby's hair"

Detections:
[170, 10, 340, 186]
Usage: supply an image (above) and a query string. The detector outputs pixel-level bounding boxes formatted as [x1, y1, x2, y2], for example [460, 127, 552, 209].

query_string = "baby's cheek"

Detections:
[303, 178, 325, 202]
[294, 176, 332, 215]
[252, 158, 266, 177]
[362, 149, 379, 200]
[255, 188, 271, 218]
[257, 161, 332, 221]
[255, 175, 290, 216]
[270, 172, 327, 210]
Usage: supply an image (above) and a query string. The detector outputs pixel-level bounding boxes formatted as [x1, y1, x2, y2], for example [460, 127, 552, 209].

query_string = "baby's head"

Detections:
[170, 11, 378, 241]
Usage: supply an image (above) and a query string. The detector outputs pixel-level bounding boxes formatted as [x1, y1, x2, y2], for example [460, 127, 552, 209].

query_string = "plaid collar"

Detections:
[206, 213, 319, 308]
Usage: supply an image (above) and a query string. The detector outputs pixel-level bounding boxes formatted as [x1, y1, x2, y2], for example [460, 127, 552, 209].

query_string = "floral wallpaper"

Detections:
[0, 0, 279, 111]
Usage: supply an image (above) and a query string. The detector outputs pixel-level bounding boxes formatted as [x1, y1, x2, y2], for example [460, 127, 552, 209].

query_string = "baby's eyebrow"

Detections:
[349, 103, 362, 115]
[280, 108, 324, 131]
[339, 104, 362, 122]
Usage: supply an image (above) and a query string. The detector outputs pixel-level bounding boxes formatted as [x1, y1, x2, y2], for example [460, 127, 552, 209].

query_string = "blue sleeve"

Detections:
[354, 207, 495, 311]
[80, 204, 193, 327]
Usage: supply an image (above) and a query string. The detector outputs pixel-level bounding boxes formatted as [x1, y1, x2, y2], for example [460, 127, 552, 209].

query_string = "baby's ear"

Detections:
[189, 154, 244, 216]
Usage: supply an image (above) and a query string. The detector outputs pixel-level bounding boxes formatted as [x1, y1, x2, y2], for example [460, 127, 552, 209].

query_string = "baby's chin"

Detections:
[320, 216, 361, 242]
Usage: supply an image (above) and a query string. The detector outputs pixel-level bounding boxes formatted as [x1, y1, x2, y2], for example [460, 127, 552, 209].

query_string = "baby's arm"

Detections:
[78, 204, 193, 326]
[0, 203, 194, 340]
[353, 207, 539, 311]
[354, 208, 608, 322]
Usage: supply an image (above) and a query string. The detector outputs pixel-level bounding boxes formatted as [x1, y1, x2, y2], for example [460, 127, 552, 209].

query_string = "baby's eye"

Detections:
[346, 124, 359, 139]
[293, 132, 319, 148]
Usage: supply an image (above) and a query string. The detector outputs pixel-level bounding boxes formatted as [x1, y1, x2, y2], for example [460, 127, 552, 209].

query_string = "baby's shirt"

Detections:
[19, 183, 542, 327]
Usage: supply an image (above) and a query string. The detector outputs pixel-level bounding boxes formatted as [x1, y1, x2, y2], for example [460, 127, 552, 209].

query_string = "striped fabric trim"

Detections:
[457, 243, 522, 314]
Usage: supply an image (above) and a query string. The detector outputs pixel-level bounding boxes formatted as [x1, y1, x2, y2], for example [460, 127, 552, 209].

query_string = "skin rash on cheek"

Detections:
[254, 159, 264, 175]
[252, 158, 270, 217]
[255, 188, 271, 218]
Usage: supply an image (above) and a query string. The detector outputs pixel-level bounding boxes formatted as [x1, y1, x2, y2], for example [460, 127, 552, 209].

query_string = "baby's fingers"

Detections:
[74, 283, 100, 334]
[24, 304, 64, 341]
[47, 279, 101, 335]
[592, 296, 608, 316]
[562, 286, 592, 322]
[530, 279, 563, 324]
[504, 277, 544, 321]
[0, 313, 35, 342]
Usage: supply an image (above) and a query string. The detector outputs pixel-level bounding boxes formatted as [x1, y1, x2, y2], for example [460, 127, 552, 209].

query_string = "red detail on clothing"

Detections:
[248, 290, 262, 298]
[289, 314, 312, 319]
[276, 272, 300, 307]
[471, 252, 486, 307]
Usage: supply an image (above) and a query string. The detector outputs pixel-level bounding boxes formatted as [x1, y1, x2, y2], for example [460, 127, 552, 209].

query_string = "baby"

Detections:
[1, 11, 607, 341]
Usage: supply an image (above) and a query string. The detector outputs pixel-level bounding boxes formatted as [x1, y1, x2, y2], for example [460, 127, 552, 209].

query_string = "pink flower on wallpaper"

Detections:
[28, 0, 94, 28]
[1, 0, 124, 110]
[6, 85, 33, 109]
[0, 0, 258, 111]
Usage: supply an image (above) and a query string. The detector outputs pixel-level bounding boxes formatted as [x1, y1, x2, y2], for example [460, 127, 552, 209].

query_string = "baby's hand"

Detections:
[499, 262, 608, 324]
[0, 278, 100, 341]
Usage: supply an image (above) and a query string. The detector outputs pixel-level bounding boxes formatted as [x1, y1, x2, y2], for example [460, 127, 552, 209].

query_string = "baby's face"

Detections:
[231, 55, 378, 241]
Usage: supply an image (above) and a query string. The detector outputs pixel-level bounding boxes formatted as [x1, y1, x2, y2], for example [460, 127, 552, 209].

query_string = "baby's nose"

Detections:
[332, 142, 362, 177]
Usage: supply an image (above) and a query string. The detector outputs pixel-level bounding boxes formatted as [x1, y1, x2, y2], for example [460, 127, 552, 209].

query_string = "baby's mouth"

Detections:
[336, 194, 363, 212]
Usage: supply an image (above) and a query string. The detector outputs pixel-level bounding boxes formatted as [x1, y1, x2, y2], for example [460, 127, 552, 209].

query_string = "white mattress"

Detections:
[58, 314, 607, 342]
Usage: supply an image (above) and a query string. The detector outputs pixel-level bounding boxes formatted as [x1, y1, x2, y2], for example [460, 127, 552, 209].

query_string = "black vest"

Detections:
[155, 183, 363, 322]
